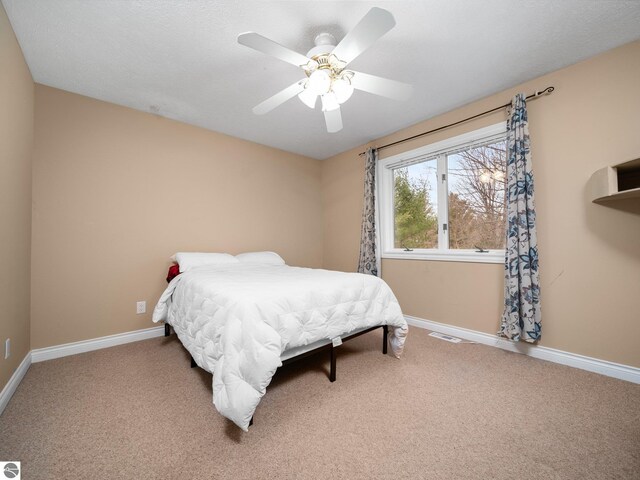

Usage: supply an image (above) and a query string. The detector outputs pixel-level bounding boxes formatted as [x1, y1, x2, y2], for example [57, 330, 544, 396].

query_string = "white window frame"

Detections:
[378, 122, 507, 264]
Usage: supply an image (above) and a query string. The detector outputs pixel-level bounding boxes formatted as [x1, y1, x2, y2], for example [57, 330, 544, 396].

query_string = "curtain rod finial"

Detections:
[534, 86, 554, 97]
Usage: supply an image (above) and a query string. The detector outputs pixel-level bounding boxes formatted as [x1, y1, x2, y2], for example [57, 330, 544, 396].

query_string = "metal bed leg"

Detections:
[164, 323, 170, 337]
[191, 356, 196, 368]
[382, 325, 388, 355]
[329, 345, 336, 382]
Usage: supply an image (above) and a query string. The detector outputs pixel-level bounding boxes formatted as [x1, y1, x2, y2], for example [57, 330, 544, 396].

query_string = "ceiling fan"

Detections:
[237, 7, 413, 133]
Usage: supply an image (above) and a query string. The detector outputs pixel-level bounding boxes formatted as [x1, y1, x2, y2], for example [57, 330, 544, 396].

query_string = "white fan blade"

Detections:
[324, 107, 343, 133]
[238, 32, 310, 68]
[350, 71, 413, 101]
[331, 8, 395, 65]
[253, 81, 305, 115]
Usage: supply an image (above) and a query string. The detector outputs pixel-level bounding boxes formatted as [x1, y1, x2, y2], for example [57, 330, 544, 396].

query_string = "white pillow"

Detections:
[174, 252, 239, 273]
[235, 251, 286, 266]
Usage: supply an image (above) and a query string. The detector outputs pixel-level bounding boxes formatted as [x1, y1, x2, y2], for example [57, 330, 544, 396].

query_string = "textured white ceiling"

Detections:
[4, 0, 640, 159]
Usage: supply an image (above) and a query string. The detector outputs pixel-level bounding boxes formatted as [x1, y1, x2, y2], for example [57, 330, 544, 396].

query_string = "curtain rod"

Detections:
[358, 86, 554, 156]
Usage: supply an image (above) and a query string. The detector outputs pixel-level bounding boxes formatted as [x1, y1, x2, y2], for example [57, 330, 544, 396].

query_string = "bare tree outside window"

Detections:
[448, 141, 507, 250]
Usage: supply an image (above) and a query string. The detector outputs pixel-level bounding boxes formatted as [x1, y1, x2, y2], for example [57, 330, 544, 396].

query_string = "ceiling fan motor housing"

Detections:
[306, 33, 337, 59]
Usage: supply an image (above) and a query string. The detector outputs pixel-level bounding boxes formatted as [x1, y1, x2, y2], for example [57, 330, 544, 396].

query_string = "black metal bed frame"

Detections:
[163, 322, 389, 427]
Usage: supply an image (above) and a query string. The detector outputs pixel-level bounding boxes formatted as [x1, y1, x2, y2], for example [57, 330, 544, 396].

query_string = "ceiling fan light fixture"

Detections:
[298, 86, 317, 109]
[308, 69, 331, 95]
[327, 54, 346, 71]
[321, 92, 340, 112]
[302, 59, 319, 75]
[332, 77, 354, 104]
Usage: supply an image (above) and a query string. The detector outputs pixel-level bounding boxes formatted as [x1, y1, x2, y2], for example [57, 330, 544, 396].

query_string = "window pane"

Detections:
[393, 159, 438, 249]
[447, 141, 506, 250]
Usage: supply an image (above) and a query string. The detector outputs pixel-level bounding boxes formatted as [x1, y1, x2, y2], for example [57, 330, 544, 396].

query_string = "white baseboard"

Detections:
[0, 352, 32, 416]
[31, 325, 165, 363]
[406, 315, 640, 384]
[3, 317, 636, 417]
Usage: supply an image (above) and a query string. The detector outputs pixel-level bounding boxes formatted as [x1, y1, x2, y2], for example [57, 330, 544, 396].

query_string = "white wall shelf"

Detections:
[588, 158, 640, 204]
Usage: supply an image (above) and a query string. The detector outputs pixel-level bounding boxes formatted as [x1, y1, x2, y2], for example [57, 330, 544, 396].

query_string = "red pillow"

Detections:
[166, 264, 180, 283]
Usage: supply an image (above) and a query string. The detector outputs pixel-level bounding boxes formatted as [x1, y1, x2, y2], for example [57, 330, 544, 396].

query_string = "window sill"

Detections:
[382, 250, 504, 264]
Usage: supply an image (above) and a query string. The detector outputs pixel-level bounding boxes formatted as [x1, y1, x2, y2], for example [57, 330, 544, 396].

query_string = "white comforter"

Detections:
[152, 263, 408, 431]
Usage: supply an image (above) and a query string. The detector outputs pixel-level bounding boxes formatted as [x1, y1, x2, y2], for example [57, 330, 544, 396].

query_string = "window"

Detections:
[379, 123, 507, 263]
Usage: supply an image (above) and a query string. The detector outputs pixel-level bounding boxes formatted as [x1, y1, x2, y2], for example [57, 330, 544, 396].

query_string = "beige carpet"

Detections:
[1, 327, 638, 479]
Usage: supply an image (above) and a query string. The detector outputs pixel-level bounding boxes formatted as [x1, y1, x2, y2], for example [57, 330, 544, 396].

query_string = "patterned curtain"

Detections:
[357, 148, 379, 276]
[499, 94, 542, 343]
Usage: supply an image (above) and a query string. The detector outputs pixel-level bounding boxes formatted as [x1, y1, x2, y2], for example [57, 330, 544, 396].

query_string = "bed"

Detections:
[152, 252, 408, 431]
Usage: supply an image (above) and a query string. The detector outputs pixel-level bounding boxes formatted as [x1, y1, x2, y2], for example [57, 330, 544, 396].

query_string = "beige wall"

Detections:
[0, 3, 33, 389]
[31, 86, 322, 349]
[322, 40, 640, 368]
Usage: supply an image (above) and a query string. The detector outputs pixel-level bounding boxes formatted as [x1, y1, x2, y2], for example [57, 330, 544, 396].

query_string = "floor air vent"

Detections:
[428, 332, 462, 343]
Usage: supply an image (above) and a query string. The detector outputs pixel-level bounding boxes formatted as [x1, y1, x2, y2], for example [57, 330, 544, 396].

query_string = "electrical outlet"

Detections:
[4, 338, 10, 359]
[136, 301, 146, 314]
